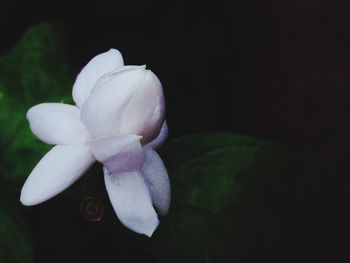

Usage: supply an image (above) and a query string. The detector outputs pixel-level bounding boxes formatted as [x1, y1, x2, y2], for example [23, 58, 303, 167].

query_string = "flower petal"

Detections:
[20, 144, 95, 206]
[141, 149, 170, 215]
[104, 169, 159, 237]
[144, 121, 168, 149]
[27, 103, 90, 145]
[72, 49, 124, 107]
[89, 134, 143, 174]
[81, 66, 165, 144]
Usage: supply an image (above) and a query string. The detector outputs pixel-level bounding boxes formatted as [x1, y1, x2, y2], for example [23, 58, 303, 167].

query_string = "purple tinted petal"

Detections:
[141, 149, 170, 215]
[89, 134, 143, 174]
[104, 169, 159, 237]
[144, 121, 168, 149]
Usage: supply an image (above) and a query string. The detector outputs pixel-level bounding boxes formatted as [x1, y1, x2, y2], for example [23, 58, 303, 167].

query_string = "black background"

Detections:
[1, 0, 350, 262]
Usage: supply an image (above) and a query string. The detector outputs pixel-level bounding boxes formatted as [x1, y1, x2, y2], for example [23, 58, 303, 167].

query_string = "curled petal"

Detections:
[20, 144, 95, 206]
[81, 66, 165, 144]
[89, 134, 143, 174]
[72, 49, 124, 107]
[141, 149, 170, 215]
[27, 103, 90, 145]
[104, 169, 159, 237]
[144, 121, 168, 149]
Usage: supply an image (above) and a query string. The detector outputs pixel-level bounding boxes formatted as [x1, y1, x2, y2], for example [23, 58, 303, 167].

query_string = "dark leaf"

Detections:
[150, 133, 320, 263]
[0, 195, 32, 263]
[0, 23, 73, 183]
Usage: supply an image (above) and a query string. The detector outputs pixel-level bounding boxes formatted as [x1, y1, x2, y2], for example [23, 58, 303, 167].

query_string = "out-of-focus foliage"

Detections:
[151, 133, 321, 263]
[0, 22, 74, 263]
[0, 185, 32, 263]
[0, 23, 73, 183]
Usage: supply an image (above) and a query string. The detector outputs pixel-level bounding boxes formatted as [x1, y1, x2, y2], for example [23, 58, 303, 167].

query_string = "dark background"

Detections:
[1, 0, 350, 262]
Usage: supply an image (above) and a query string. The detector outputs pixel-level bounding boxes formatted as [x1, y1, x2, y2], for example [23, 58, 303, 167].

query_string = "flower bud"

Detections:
[81, 66, 165, 144]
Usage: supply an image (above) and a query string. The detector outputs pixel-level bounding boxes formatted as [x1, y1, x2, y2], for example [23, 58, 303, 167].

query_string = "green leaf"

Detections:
[150, 133, 318, 263]
[0, 23, 74, 183]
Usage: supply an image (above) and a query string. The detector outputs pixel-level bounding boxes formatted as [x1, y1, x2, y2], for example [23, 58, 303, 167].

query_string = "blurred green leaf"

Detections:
[0, 23, 74, 183]
[150, 133, 319, 263]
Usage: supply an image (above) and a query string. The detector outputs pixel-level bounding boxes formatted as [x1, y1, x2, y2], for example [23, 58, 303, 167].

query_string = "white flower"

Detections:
[20, 49, 170, 237]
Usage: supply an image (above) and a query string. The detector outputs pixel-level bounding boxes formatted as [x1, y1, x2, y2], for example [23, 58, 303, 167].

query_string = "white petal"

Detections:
[141, 149, 170, 215]
[144, 121, 168, 149]
[89, 134, 143, 174]
[27, 103, 90, 145]
[81, 66, 165, 144]
[104, 169, 159, 237]
[72, 49, 124, 107]
[20, 144, 95, 206]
